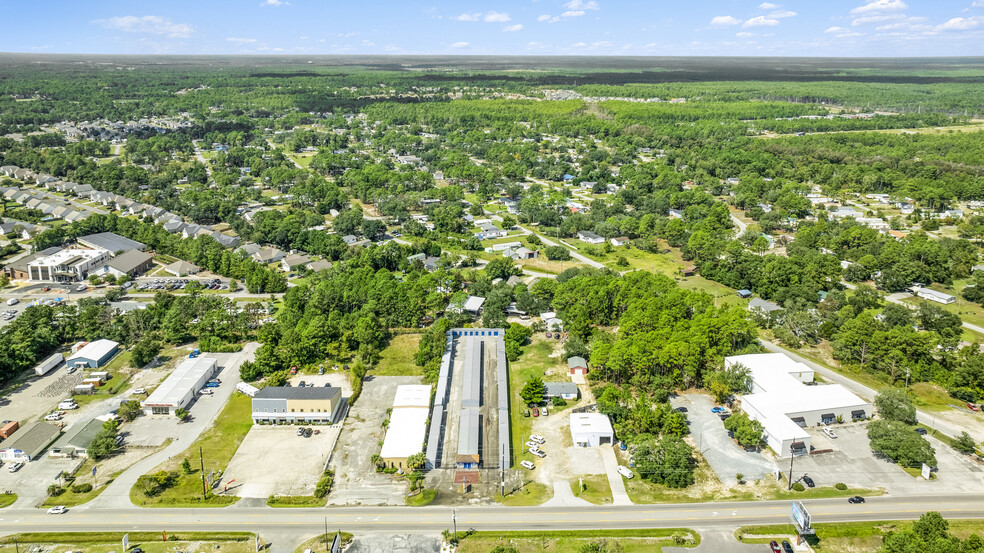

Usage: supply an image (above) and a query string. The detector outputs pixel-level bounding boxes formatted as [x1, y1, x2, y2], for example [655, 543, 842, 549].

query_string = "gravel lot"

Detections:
[225, 425, 341, 498]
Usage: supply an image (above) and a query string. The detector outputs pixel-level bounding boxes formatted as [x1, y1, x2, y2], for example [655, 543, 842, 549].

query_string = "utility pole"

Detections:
[787, 451, 795, 490]
[905, 368, 910, 391]
[324, 517, 329, 552]
[199, 446, 207, 500]
[452, 509, 458, 542]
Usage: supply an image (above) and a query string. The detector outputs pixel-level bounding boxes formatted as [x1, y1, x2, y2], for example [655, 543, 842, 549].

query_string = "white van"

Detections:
[617, 465, 634, 479]
[5, 298, 17, 306]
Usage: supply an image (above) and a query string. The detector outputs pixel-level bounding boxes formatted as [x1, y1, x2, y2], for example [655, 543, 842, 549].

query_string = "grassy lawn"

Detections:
[498, 481, 553, 506]
[571, 474, 613, 505]
[286, 153, 315, 168]
[737, 519, 984, 552]
[267, 495, 326, 508]
[901, 283, 984, 336]
[293, 532, 354, 553]
[509, 336, 565, 468]
[0, 493, 15, 508]
[130, 394, 252, 507]
[457, 529, 699, 553]
[405, 488, 437, 506]
[0, 532, 255, 553]
[42, 460, 105, 507]
[372, 333, 423, 376]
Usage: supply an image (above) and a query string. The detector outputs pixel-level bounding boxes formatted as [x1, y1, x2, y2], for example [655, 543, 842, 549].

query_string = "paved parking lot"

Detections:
[672, 394, 777, 483]
[224, 425, 341, 498]
[791, 422, 984, 494]
[0, 455, 80, 507]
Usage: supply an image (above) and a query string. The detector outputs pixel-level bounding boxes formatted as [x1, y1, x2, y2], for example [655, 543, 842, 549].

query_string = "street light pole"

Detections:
[452, 509, 457, 542]
[787, 451, 795, 490]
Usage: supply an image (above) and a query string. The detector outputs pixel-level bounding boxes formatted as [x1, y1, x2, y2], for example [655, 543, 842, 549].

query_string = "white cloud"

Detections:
[226, 37, 257, 43]
[710, 15, 741, 26]
[503, 24, 524, 32]
[454, 13, 481, 21]
[449, 41, 469, 48]
[825, 26, 847, 33]
[260, 0, 289, 6]
[759, 2, 779, 9]
[770, 10, 797, 18]
[974, 0, 984, 6]
[937, 16, 979, 30]
[565, 0, 600, 10]
[850, 0, 908, 15]
[736, 32, 756, 37]
[852, 13, 905, 25]
[562, 10, 585, 17]
[744, 16, 780, 27]
[93, 15, 193, 38]
[484, 11, 511, 22]
[538, 14, 558, 22]
[592, 40, 612, 47]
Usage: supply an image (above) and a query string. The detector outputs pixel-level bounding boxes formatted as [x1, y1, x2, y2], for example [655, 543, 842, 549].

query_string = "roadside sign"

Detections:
[791, 501, 813, 535]
[122, 533, 129, 550]
[330, 532, 341, 553]
[92, 466, 97, 476]
[921, 463, 931, 480]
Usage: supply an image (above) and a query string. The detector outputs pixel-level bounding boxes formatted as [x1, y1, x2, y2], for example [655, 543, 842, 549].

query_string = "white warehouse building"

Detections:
[570, 413, 615, 447]
[141, 357, 218, 415]
[730, 353, 872, 458]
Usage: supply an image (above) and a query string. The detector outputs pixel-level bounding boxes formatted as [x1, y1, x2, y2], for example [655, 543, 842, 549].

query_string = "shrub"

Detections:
[792, 482, 805, 492]
[314, 472, 334, 498]
[835, 482, 848, 490]
[47, 485, 65, 497]
[551, 396, 567, 407]
[71, 483, 93, 494]
[543, 246, 571, 261]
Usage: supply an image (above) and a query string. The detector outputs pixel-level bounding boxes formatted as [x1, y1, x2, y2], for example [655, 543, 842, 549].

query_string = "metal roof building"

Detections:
[0, 421, 61, 462]
[380, 385, 432, 469]
[456, 407, 480, 468]
[77, 232, 146, 254]
[142, 357, 217, 415]
[461, 336, 482, 408]
[66, 339, 119, 368]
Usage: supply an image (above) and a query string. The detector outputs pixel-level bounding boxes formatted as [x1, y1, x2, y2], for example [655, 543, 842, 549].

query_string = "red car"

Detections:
[769, 540, 781, 553]
[532, 407, 540, 417]
[289, 366, 298, 375]
[969, 403, 980, 412]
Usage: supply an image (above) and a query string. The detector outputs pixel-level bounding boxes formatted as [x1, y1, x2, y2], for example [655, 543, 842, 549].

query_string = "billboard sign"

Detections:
[791, 501, 812, 533]
[921, 463, 931, 480]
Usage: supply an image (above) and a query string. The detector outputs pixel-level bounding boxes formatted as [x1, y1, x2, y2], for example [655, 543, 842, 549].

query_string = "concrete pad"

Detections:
[224, 425, 340, 498]
[566, 446, 606, 475]
[542, 480, 591, 506]
[599, 446, 632, 505]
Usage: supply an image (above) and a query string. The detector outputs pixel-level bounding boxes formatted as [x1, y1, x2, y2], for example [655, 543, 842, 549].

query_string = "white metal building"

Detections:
[66, 339, 119, 368]
[730, 353, 872, 457]
[27, 248, 111, 282]
[380, 384, 432, 468]
[570, 413, 614, 447]
[142, 357, 217, 415]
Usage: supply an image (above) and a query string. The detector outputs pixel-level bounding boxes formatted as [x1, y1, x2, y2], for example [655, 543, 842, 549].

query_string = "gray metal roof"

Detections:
[78, 232, 145, 254]
[54, 419, 104, 451]
[461, 336, 482, 408]
[4, 421, 61, 459]
[457, 407, 480, 456]
[254, 386, 341, 401]
[545, 382, 578, 397]
[107, 249, 152, 273]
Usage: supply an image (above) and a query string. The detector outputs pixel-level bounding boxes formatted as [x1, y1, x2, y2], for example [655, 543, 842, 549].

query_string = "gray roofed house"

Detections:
[252, 248, 285, 264]
[64, 210, 90, 223]
[163, 220, 186, 233]
[210, 231, 240, 248]
[281, 253, 311, 271]
[164, 260, 200, 276]
[77, 232, 146, 254]
[544, 382, 579, 400]
[748, 297, 783, 314]
[50, 205, 73, 219]
[70, 183, 94, 196]
[306, 259, 332, 272]
[181, 224, 205, 239]
[236, 243, 263, 256]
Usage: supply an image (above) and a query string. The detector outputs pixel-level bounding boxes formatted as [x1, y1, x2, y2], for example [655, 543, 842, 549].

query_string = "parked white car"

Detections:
[7, 462, 23, 473]
[617, 465, 634, 479]
[524, 441, 539, 448]
[133, 388, 147, 395]
[520, 460, 535, 470]
[822, 427, 837, 439]
[529, 434, 545, 444]
[528, 448, 546, 458]
[58, 401, 78, 410]
[44, 413, 62, 421]
[47, 505, 67, 514]
[199, 389, 213, 395]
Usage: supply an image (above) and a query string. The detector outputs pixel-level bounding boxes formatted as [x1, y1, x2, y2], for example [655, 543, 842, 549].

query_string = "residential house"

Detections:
[281, 254, 311, 272]
[252, 248, 286, 265]
[544, 382, 579, 401]
[568, 356, 588, 376]
[577, 230, 604, 244]
[610, 237, 630, 247]
[164, 260, 200, 276]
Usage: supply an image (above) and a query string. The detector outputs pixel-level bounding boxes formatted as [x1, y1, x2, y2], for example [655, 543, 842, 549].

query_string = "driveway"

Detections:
[599, 446, 632, 505]
[672, 394, 776, 483]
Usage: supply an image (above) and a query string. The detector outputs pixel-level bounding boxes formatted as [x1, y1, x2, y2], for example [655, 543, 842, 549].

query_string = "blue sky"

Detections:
[1, 1, 982, 57]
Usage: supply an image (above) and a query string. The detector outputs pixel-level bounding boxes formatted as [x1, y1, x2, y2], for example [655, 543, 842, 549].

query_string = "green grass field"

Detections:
[373, 333, 423, 376]
[457, 528, 699, 553]
[0, 532, 255, 553]
[0, 493, 15, 509]
[498, 481, 553, 506]
[737, 518, 984, 552]
[267, 495, 326, 508]
[508, 336, 565, 469]
[130, 394, 251, 507]
[571, 474, 613, 505]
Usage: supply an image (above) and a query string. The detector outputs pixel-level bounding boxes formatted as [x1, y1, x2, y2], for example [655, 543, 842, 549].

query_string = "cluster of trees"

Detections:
[879, 511, 984, 553]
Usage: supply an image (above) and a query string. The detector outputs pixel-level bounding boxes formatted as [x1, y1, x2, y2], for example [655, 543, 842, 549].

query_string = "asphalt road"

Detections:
[8, 495, 984, 535]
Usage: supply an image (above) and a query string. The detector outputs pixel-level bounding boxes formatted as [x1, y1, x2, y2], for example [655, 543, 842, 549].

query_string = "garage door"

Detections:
[791, 417, 806, 427]
[600, 436, 612, 445]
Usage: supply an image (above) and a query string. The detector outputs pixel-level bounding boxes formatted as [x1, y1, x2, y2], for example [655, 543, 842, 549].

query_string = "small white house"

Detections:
[577, 230, 604, 244]
[912, 286, 956, 304]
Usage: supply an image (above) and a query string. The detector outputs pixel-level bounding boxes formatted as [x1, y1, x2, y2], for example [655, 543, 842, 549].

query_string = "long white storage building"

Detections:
[379, 384, 432, 469]
[731, 353, 872, 457]
[142, 357, 217, 415]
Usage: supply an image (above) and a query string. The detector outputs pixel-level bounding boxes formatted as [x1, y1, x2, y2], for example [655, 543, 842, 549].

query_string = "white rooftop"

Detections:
[380, 407, 429, 459]
[570, 413, 614, 435]
[463, 296, 486, 312]
[392, 385, 432, 409]
[29, 248, 107, 267]
[67, 339, 118, 363]
[143, 357, 217, 407]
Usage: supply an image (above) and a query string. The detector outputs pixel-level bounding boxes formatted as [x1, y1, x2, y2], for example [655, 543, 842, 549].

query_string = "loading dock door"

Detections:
[791, 417, 807, 427]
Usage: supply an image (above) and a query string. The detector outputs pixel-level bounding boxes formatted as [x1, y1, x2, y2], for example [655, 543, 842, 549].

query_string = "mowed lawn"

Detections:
[130, 394, 252, 507]
[508, 336, 565, 468]
[372, 333, 423, 376]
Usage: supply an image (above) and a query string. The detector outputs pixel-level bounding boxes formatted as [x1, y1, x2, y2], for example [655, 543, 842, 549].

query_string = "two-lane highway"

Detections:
[4, 495, 983, 535]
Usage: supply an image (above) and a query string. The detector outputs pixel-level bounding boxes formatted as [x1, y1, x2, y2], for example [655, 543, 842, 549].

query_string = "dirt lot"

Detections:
[0, 368, 79, 427]
[224, 425, 341, 498]
[327, 375, 420, 506]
